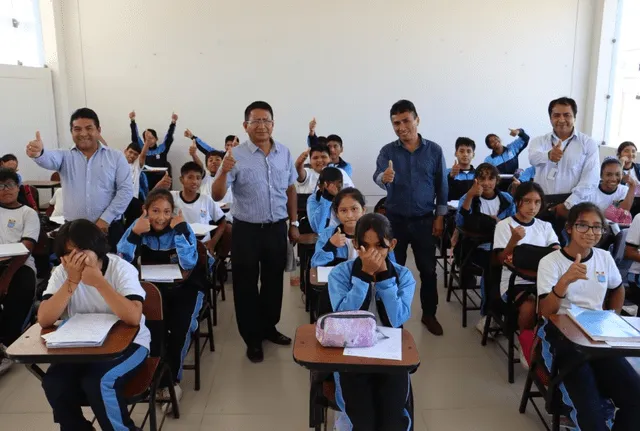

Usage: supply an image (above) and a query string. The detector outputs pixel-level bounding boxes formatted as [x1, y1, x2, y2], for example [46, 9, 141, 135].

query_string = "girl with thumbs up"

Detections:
[536, 202, 640, 430]
[117, 188, 201, 406]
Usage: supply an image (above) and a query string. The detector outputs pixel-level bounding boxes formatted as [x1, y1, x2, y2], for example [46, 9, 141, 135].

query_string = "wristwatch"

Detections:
[291, 221, 300, 227]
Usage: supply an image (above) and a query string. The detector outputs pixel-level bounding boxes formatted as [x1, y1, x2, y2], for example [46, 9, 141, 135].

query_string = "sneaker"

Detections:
[475, 317, 497, 339]
[0, 357, 13, 376]
[161, 384, 183, 414]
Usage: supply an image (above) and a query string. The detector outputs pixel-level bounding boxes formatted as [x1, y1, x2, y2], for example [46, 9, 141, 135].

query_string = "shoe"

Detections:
[421, 315, 444, 336]
[264, 330, 292, 345]
[475, 317, 499, 339]
[246, 345, 264, 363]
[0, 357, 13, 376]
[161, 383, 182, 414]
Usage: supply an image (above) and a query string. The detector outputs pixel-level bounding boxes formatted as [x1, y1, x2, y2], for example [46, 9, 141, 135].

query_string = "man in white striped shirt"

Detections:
[213, 101, 299, 363]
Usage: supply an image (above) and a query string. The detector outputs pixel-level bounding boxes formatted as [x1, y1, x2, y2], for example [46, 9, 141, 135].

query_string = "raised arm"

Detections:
[506, 128, 530, 156]
[26, 131, 64, 171]
[138, 137, 151, 168]
[212, 148, 235, 201]
[129, 111, 144, 150]
[528, 135, 551, 167]
[295, 149, 310, 183]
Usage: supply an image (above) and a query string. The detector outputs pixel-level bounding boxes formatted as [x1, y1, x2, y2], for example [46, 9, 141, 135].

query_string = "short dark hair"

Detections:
[617, 141, 637, 157]
[600, 157, 622, 176]
[144, 188, 174, 211]
[310, 143, 330, 157]
[0, 153, 18, 164]
[390, 99, 418, 119]
[355, 213, 393, 249]
[180, 161, 204, 177]
[513, 181, 545, 211]
[244, 101, 274, 122]
[143, 129, 158, 141]
[484, 134, 499, 149]
[455, 137, 476, 151]
[326, 134, 343, 147]
[317, 136, 328, 146]
[474, 162, 500, 180]
[0, 167, 19, 184]
[69, 108, 100, 131]
[332, 187, 366, 214]
[318, 166, 343, 185]
[53, 219, 111, 261]
[548, 97, 578, 117]
[205, 150, 225, 165]
[125, 143, 140, 153]
[224, 135, 238, 143]
[566, 202, 604, 228]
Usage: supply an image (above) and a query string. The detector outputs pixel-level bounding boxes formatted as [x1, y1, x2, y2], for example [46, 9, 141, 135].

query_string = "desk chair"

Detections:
[123, 281, 180, 431]
[297, 193, 312, 234]
[50, 172, 60, 182]
[446, 228, 492, 327]
[298, 234, 318, 315]
[436, 210, 456, 288]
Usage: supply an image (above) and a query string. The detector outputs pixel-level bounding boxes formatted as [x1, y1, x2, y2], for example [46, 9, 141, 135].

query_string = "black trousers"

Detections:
[124, 197, 143, 229]
[107, 220, 125, 254]
[0, 265, 36, 346]
[231, 219, 287, 347]
[42, 344, 148, 431]
[389, 215, 438, 317]
[338, 372, 410, 430]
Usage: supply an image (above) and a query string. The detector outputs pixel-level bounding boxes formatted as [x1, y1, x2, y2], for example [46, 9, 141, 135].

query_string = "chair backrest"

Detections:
[297, 193, 311, 213]
[140, 281, 164, 358]
[196, 240, 208, 271]
[50, 172, 60, 182]
[613, 228, 632, 283]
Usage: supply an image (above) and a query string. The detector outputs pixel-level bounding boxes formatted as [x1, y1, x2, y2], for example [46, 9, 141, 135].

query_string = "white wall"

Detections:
[54, 0, 599, 199]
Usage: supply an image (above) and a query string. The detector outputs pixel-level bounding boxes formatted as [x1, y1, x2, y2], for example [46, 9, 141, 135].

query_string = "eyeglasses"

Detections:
[574, 223, 603, 235]
[247, 119, 273, 126]
[0, 183, 17, 191]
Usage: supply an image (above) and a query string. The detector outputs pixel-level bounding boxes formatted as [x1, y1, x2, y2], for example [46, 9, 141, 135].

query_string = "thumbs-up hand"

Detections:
[171, 112, 178, 123]
[296, 149, 310, 168]
[623, 172, 636, 188]
[508, 224, 526, 242]
[26, 131, 44, 158]
[184, 128, 194, 139]
[129, 110, 136, 120]
[132, 209, 151, 236]
[154, 172, 172, 190]
[563, 253, 588, 284]
[450, 158, 461, 178]
[188, 142, 197, 157]
[549, 139, 564, 163]
[471, 178, 483, 197]
[509, 128, 520, 137]
[329, 227, 348, 248]
[221, 147, 236, 174]
[170, 209, 185, 228]
[382, 160, 395, 184]
[309, 117, 317, 134]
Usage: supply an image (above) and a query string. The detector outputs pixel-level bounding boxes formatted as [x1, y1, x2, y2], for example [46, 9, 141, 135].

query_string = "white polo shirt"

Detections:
[295, 167, 355, 194]
[0, 203, 40, 274]
[42, 253, 151, 351]
[528, 130, 599, 195]
[170, 191, 225, 226]
[625, 213, 640, 275]
[537, 248, 621, 313]
[129, 162, 142, 197]
[49, 188, 64, 218]
[565, 184, 628, 213]
[493, 216, 558, 296]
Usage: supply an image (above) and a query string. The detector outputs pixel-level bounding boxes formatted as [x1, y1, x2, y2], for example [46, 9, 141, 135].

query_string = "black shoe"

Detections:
[264, 330, 292, 346]
[246, 345, 264, 363]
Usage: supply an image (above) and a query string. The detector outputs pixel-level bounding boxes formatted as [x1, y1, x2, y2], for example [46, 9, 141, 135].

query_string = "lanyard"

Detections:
[551, 134, 575, 152]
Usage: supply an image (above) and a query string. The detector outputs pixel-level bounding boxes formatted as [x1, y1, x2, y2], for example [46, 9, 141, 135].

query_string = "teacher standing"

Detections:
[212, 101, 299, 363]
[373, 100, 448, 335]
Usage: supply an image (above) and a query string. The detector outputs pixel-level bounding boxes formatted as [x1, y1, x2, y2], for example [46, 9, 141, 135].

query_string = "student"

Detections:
[618, 141, 640, 206]
[0, 154, 21, 184]
[311, 188, 365, 267]
[307, 118, 353, 176]
[447, 137, 476, 201]
[307, 167, 344, 233]
[185, 129, 239, 154]
[129, 110, 178, 189]
[623, 212, 640, 304]
[328, 213, 416, 430]
[537, 202, 640, 429]
[190, 147, 233, 201]
[39, 219, 150, 431]
[295, 143, 354, 194]
[556, 158, 635, 219]
[484, 128, 530, 174]
[0, 154, 38, 211]
[117, 189, 200, 403]
[493, 182, 559, 330]
[49, 187, 64, 218]
[123, 142, 151, 228]
[170, 162, 226, 256]
[0, 168, 39, 375]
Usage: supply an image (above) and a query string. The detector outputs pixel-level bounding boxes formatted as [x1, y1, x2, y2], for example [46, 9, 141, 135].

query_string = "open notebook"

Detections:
[0, 243, 30, 259]
[567, 304, 640, 342]
[41, 314, 119, 348]
[140, 264, 183, 283]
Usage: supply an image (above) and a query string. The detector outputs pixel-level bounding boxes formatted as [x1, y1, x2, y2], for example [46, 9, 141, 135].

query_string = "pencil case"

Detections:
[316, 310, 377, 348]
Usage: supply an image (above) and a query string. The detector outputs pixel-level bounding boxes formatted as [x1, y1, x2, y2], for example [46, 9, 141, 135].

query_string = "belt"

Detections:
[234, 218, 287, 228]
[386, 212, 434, 222]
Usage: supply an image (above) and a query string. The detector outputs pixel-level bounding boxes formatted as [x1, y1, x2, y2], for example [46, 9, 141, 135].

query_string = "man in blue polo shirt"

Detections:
[373, 100, 448, 335]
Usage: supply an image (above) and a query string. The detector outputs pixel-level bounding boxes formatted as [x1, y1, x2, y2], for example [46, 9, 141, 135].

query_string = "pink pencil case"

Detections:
[315, 311, 377, 348]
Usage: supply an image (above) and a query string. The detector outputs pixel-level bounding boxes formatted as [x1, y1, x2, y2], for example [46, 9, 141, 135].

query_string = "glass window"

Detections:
[0, 0, 44, 67]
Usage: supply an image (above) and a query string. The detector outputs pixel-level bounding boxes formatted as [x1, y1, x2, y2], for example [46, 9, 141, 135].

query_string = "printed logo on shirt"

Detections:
[156, 154, 160, 160]
[200, 209, 207, 219]
[596, 271, 606, 283]
[7, 219, 16, 229]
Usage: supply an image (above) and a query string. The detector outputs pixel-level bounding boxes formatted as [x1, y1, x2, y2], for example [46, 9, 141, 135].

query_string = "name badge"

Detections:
[547, 167, 558, 180]
[7, 219, 16, 228]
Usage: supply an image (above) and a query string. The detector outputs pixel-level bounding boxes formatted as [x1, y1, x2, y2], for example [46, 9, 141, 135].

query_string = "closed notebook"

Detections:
[42, 313, 120, 348]
[567, 304, 640, 342]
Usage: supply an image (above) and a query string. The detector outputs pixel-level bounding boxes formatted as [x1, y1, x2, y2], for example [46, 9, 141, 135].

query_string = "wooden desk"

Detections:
[6, 322, 139, 365]
[309, 267, 327, 287]
[504, 262, 537, 282]
[293, 324, 420, 374]
[25, 180, 61, 194]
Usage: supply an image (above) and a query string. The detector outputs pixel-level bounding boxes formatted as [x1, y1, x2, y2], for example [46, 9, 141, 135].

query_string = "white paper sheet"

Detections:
[317, 266, 335, 283]
[0, 242, 30, 258]
[42, 313, 119, 348]
[343, 327, 403, 361]
[605, 341, 640, 348]
[499, 174, 513, 179]
[49, 215, 65, 225]
[140, 264, 183, 282]
[189, 223, 217, 236]
[143, 165, 168, 172]
[447, 200, 459, 209]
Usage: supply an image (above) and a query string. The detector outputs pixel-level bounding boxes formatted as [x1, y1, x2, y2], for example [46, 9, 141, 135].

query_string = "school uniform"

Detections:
[0, 204, 39, 346]
[311, 225, 357, 268]
[518, 166, 536, 183]
[200, 174, 234, 222]
[307, 189, 338, 233]
[564, 184, 629, 214]
[306, 134, 353, 176]
[295, 167, 355, 195]
[484, 130, 530, 174]
[622, 163, 640, 196]
[41, 254, 151, 431]
[170, 191, 225, 241]
[446, 166, 475, 201]
[537, 248, 640, 429]
[117, 221, 203, 385]
[124, 163, 148, 229]
[131, 120, 175, 190]
[492, 216, 558, 300]
[49, 188, 64, 218]
[329, 258, 416, 431]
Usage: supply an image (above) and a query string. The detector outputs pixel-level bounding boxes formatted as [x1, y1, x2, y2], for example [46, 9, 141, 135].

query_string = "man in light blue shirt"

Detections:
[26, 108, 133, 251]
[212, 101, 299, 363]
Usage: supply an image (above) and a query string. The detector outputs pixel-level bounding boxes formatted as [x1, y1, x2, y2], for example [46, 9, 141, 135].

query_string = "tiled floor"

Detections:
[0, 254, 548, 430]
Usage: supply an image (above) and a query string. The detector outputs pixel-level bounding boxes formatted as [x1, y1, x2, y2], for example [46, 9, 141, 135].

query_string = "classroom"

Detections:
[1, 0, 640, 430]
